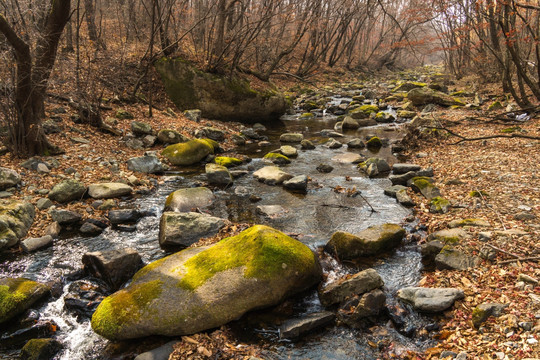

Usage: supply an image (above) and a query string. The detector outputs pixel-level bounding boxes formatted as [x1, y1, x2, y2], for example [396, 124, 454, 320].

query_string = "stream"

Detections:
[0, 93, 435, 359]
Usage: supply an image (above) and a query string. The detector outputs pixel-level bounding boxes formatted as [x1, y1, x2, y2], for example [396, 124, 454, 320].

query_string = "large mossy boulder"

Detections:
[155, 58, 289, 122]
[407, 87, 461, 107]
[91, 225, 322, 340]
[0, 277, 50, 324]
[325, 223, 405, 260]
[161, 139, 215, 166]
[0, 200, 35, 250]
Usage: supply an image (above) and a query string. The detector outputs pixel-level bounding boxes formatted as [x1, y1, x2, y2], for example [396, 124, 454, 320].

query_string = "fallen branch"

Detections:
[485, 243, 519, 258]
[427, 126, 540, 144]
[498, 257, 540, 264]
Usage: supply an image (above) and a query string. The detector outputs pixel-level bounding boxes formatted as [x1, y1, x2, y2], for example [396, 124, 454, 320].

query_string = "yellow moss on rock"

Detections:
[161, 139, 214, 166]
[214, 157, 242, 168]
[0, 278, 50, 324]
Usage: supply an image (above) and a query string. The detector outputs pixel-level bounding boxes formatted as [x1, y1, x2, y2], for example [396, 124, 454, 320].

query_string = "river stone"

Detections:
[332, 153, 364, 164]
[359, 158, 390, 177]
[80, 221, 104, 236]
[36, 198, 53, 210]
[472, 303, 508, 328]
[253, 166, 293, 185]
[318, 269, 383, 307]
[428, 228, 468, 243]
[0, 278, 50, 324]
[88, 183, 133, 199]
[280, 145, 298, 158]
[198, 127, 225, 142]
[48, 179, 86, 203]
[283, 175, 308, 192]
[263, 153, 291, 165]
[448, 218, 490, 228]
[131, 121, 153, 136]
[435, 248, 480, 270]
[0, 167, 21, 190]
[21, 235, 53, 252]
[420, 241, 445, 263]
[19, 338, 62, 360]
[397, 287, 464, 313]
[342, 116, 360, 130]
[50, 209, 82, 225]
[407, 87, 460, 106]
[205, 164, 233, 186]
[279, 311, 335, 340]
[127, 156, 165, 174]
[0, 200, 35, 250]
[396, 189, 415, 207]
[347, 138, 365, 149]
[159, 212, 225, 249]
[301, 140, 315, 150]
[157, 129, 188, 144]
[83, 248, 143, 291]
[384, 185, 407, 198]
[338, 289, 386, 327]
[325, 224, 405, 260]
[389, 171, 417, 186]
[134, 341, 177, 360]
[407, 177, 440, 200]
[108, 209, 143, 224]
[256, 205, 287, 218]
[44, 222, 61, 238]
[392, 163, 421, 174]
[320, 129, 344, 138]
[183, 109, 202, 122]
[280, 133, 304, 143]
[161, 139, 215, 166]
[164, 187, 214, 212]
[91, 225, 322, 340]
[214, 157, 243, 168]
[325, 138, 342, 149]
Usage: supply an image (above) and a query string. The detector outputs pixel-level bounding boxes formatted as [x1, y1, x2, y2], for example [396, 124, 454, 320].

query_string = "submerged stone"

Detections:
[164, 187, 214, 212]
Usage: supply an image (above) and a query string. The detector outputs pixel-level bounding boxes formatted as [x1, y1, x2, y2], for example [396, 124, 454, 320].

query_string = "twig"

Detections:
[357, 192, 378, 214]
[426, 126, 540, 144]
[498, 257, 540, 264]
[485, 244, 519, 258]
[320, 204, 354, 209]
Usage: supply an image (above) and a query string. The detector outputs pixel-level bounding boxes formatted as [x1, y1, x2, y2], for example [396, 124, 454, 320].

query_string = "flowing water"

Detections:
[0, 95, 435, 359]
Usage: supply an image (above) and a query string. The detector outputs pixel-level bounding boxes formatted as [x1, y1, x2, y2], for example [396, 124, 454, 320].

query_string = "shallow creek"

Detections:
[0, 96, 435, 359]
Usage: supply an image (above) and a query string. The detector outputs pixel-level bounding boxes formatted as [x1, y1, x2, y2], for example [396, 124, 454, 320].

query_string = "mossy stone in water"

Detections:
[91, 225, 322, 340]
[214, 157, 242, 168]
[0, 278, 50, 324]
[161, 139, 215, 166]
[19, 338, 62, 360]
[366, 136, 383, 150]
[263, 153, 291, 165]
[325, 224, 405, 260]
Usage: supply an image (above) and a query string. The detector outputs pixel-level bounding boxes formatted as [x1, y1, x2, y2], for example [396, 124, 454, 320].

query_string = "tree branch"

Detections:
[427, 126, 540, 144]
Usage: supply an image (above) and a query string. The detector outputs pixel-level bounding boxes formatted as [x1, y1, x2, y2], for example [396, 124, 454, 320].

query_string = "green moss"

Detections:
[501, 126, 521, 133]
[469, 190, 488, 198]
[488, 101, 503, 111]
[263, 153, 291, 164]
[429, 196, 450, 213]
[91, 280, 163, 340]
[20, 338, 61, 360]
[214, 157, 242, 168]
[472, 306, 489, 328]
[366, 136, 382, 149]
[161, 139, 214, 166]
[300, 112, 314, 119]
[410, 176, 433, 190]
[177, 225, 316, 291]
[358, 104, 379, 115]
[0, 278, 49, 324]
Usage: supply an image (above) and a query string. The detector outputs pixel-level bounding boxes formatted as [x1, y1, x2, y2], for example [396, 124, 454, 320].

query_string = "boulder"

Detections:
[253, 166, 293, 185]
[396, 189, 415, 207]
[0, 167, 21, 190]
[197, 127, 225, 142]
[263, 153, 291, 165]
[80, 221, 105, 236]
[131, 121, 153, 136]
[48, 179, 86, 203]
[108, 209, 143, 224]
[383, 185, 407, 198]
[280, 133, 304, 143]
[256, 205, 288, 218]
[359, 158, 390, 178]
[427, 228, 468, 243]
[407, 87, 461, 106]
[50, 209, 82, 225]
[397, 287, 464, 313]
[279, 311, 335, 340]
[325, 138, 342, 149]
[316, 164, 333, 173]
[280, 145, 298, 158]
[116, 109, 134, 119]
[389, 171, 417, 186]
[472, 303, 508, 328]
[435, 248, 480, 270]
[338, 289, 386, 326]
[429, 197, 450, 213]
[161, 139, 215, 166]
[88, 183, 133, 199]
[205, 164, 233, 186]
[164, 187, 214, 212]
[157, 129, 188, 144]
[392, 163, 421, 174]
[347, 139, 365, 149]
[342, 116, 359, 130]
[21, 235, 53, 252]
[0, 200, 35, 250]
[407, 177, 440, 200]
[183, 109, 202, 122]
[35, 198, 53, 210]
[155, 59, 288, 122]
[393, 82, 426, 92]
[366, 136, 382, 150]
[82, 248, 143, 291]
[332, 153, 364, 164]
[214, 157, 243, 168]
[158, 212, 225, 249]
[0, 278, 50, 324]
[300, 140, 315, 150]
[320, 129, 344, 138]
[318, 269, 383, 306]
[283, 175, 308, 192]
[127, 156, 165, 174]
[325, 224, 405, 260]
[91, 225, 322, 340]
[19, 338, 62, 360]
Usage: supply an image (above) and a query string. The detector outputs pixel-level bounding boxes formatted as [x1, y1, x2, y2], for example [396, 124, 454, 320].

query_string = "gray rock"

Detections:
[164, 187, 215, 212]
[428, 228, 468, 243]
[134, 341, 177, 360]
[280, 133, 304, 143]
[319, 268, 383, 306]
[83, 248, 143, 290]
[392, 163, 421, 174]
[472, 303, 508, 328]
[514, 212, 537, 221]
[320, 129, 344, 138]
[231, 134, 247, 146]
[88, 183, 133, 199]
[36, 163, 50, 173]
[183, 109, 202, 122]
[396, 189, 415, 207]
[448, 218, 490, 228]
[159, 212, 225, 249]
[127, 156, 164, 174]
[283, 175, 308, 192]
[407, 177, 441, 200]
[36, 198, 53, 210]
[280, 145, 298, 158]
[325, 138, 342, 149]
[80, 221, 105, 236]
[48, 179, 86, 203]
[21, 235, 53, 252]
[356, 118, 378, 127]
[435, 248, 480, 270]
[407, 87, 461, 106]
[0, 191, 12, 199]
[397, 287, 464, 312]
[142, 135, 157, 147]
[131, 121, 153, 136]
[332, 153, 364, 164]
[440, 351, 458, 359]
[359, 158, 390, 177]
[253, 166, 293, 185]
[116, 109, 134, 119]
[125, 138, 144, 150]
[279, 311, 335, 340]
[198, 127, 225, 142]
[0, 200, 35, 250]
[338, 289, 386, 327]
[366, 163, 378, 177]
[256, 205, 288, 218]
[157, 129, 188, 144]
[44, 222, 61, 238]
[347, 138, 365, 149]
[417, 167, 434, 177]
[420, 241, 445, 263]
[316, 164, 333, 173]
[301, 140, 315, 150]
[389, 171, 418, 186]
[108, 209, 142, 224]
[205, 164, 233, 186]
[342, 116, 360, 130]
[384, 185, 407, 198]
[50, 209, 82, 225]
